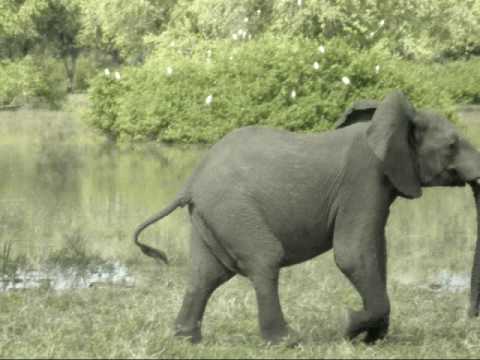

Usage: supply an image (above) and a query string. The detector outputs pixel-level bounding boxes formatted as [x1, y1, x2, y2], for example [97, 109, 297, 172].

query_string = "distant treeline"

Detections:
[2, 0, 480, 142]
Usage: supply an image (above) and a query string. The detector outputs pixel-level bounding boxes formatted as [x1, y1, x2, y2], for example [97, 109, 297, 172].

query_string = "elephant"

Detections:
[133, 90, 480, 345]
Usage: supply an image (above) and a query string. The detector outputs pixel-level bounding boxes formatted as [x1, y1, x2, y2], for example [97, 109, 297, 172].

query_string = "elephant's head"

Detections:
[336, 90, 480, 317]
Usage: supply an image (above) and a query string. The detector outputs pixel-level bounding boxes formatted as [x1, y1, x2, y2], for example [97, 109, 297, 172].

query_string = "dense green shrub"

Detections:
[0, 56, 67, 108]
[88, 35, 460, 144]
[438, 59, 480, 105]
[385, 59, 480, 108]
[87, 68, 127, 139]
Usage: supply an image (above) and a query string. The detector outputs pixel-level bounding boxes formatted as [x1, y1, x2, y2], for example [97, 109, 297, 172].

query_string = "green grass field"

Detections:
[2, 105, 480, 358]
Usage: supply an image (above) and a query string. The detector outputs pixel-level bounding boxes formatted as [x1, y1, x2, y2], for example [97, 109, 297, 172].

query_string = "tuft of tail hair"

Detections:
[136, 242, 169, 264]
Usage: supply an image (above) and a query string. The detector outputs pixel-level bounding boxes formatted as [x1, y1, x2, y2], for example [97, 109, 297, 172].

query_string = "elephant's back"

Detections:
[183, 125, 360, 206]
[187, 126, 324, 187]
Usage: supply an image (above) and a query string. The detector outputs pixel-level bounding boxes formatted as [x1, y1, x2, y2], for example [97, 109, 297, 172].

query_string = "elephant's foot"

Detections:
[262, 326, 300, 347]
[363, 323, 389, 344]
[174, 325, 202, 344]
[344, 308, 389, 344]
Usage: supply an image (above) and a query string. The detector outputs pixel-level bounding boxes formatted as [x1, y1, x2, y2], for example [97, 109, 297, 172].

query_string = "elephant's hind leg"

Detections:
[194, 200, 295, 344]
[174, 226, 234, 343]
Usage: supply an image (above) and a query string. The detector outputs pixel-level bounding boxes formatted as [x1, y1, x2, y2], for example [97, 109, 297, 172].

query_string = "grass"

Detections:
[0, 241, 27, 279]
[45, 229, 108, 272]
[2, 262, 480, 358]
[1, 101, 480, 357]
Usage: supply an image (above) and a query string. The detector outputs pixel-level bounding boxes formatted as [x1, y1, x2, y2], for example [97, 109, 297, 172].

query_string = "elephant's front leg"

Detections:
[333, 213, 390, 343]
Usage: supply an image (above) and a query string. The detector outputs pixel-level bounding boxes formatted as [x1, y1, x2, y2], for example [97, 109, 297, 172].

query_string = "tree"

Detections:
[79, 0, 175, 65]
[165, 0, 273, 40]
[0, 0, 38, 59]
[267, 0, 480, 60]
[28, 0, 83, 92]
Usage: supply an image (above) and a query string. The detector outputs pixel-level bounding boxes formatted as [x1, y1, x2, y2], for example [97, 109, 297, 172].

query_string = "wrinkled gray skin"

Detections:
[134, 90, 480, 344]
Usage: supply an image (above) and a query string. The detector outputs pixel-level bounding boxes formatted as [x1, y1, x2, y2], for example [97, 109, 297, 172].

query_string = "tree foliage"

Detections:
[2, 0, 480, 73]
[0, 0, 175, 93]
[78, 0, 175, 64]
[165, 0, 272, 40]
[29, 0, 83, 91]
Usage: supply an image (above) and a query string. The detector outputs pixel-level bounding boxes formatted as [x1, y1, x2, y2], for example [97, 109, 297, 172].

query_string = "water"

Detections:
[396, 270, 470, 293]
[0, 108, 205, 267]
[427, 270, 470, 293]
[0, 262, 135, 291]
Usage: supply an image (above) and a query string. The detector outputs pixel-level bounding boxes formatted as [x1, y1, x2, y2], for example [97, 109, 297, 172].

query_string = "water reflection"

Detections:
[0, 109, 202, 265]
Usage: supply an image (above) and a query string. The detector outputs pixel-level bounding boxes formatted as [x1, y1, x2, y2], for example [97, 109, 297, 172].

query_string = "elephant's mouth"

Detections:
[423, 169, 468, 187]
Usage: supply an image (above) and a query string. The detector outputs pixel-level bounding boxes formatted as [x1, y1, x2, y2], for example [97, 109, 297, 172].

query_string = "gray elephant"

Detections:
[133, 90, 480, 344]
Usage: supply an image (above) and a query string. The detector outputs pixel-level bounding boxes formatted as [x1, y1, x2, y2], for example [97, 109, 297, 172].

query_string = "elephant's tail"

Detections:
[133, 196, 190, 264]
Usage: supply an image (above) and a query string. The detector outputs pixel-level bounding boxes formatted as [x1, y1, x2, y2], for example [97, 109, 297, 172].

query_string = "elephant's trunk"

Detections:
[469, 181, 480, 317]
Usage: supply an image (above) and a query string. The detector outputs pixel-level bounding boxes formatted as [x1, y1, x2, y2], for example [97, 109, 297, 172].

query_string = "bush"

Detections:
[87, 68, 128, 140]
[384, 59, 480, 109]
[0, 56, 68, 109]
[438, 59, 480, 105]
[87, 34, 459, 144]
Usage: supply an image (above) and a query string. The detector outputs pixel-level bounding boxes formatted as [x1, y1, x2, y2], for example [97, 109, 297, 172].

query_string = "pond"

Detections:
[0, 108, 205, 274]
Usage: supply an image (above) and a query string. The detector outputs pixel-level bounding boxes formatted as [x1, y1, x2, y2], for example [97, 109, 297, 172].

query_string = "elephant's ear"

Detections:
[334, 100, 379, 129]
[366, 90, 422, 199]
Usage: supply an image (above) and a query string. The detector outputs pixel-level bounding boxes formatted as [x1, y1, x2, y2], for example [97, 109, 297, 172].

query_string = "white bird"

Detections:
[319, 45, 326, 54]
[206, 95, 213, 105]
[342, 76, 351, 85]
[313, 62, 320, 70]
